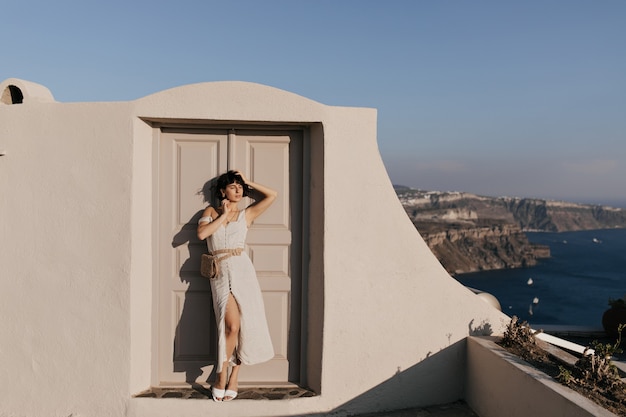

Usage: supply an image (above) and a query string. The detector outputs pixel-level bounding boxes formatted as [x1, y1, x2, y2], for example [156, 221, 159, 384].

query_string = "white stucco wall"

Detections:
[0, 79, 134, 417]
[0, 78, 509, 417]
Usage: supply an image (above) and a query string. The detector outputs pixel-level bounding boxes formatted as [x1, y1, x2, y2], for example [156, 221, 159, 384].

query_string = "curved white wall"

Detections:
[0, 78, 55, 104]
[0, 78, 509, 417]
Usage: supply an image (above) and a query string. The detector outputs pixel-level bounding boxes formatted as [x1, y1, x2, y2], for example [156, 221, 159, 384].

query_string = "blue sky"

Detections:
[3, 1, 625, 206]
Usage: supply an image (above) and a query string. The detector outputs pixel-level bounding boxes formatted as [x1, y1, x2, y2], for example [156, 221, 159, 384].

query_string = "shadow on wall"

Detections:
[171, 179, 221, 384]
[275, 322, 494, 417]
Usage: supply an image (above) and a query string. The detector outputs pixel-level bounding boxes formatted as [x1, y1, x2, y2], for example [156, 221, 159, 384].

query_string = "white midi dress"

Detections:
[201, 209, 274, 373]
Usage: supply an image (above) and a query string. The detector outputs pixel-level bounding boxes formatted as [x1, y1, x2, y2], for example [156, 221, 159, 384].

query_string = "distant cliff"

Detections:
[505, 198, 626, 231]
[397, 187, 626, 274]
[414, 220, 549, 275]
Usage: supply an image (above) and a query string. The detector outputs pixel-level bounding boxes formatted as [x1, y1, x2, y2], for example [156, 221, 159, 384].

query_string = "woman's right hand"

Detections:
[221, 198, 231, 216]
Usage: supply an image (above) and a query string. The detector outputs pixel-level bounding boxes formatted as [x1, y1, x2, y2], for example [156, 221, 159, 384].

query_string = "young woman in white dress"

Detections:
[197, 170, 277, 402]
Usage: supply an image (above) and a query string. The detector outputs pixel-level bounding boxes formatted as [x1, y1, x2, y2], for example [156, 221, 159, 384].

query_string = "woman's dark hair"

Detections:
[214, 170, 251, 200]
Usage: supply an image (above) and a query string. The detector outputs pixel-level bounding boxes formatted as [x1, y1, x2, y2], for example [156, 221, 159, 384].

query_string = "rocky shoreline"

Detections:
[397, 187, 626, 275]
[416, 221, 550, 275]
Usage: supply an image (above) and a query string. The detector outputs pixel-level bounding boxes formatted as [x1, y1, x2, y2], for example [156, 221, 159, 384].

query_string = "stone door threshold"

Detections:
[135, 385, 317, 400]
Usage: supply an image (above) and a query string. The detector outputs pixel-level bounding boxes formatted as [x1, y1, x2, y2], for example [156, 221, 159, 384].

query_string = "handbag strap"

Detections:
[210, 248, 244, 266]
[210, 248, 244, 256]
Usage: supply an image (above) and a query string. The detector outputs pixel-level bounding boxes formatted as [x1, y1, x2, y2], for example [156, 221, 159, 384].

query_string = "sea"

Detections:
[455, 228, 626, 328]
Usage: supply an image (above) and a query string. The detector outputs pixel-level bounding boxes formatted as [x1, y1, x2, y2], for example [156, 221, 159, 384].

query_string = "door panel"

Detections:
[231, 132, 294, 381]
[158, 128, 301, 385]
[159, 130, 228, 385]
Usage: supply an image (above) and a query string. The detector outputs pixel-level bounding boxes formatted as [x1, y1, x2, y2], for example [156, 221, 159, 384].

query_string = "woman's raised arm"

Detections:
[238, 171, 278, 225]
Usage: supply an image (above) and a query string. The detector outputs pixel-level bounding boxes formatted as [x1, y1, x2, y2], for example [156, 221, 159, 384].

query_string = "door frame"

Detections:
[150, 122, 313, 388]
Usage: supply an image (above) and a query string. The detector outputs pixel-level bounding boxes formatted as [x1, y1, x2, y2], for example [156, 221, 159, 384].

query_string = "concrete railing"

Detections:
[465, 336, 617, 417]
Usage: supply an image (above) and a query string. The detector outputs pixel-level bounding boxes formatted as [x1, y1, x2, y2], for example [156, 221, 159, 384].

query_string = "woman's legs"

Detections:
[225, 364, 240, 400]
[214, 293, 241, 399]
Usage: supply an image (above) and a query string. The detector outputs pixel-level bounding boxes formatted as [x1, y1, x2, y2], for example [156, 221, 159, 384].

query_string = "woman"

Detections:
[197, 170, 276, 402]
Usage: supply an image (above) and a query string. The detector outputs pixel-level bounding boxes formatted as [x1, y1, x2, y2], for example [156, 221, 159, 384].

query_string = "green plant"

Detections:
[500, 316, 544, 361]
[500, 318, 626, 414]
[574, 324, 624, 389]
[557, 365, 573, 384]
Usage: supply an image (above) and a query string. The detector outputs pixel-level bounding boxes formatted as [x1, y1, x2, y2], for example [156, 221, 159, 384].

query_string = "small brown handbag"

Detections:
[200, 248, 244, 279]
[200, 254, 219, 279]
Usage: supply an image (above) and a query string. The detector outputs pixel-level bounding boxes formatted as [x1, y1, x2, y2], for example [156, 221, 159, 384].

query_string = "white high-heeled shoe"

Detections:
[223, 389, 238, 402]
[211, 386, 225, 402]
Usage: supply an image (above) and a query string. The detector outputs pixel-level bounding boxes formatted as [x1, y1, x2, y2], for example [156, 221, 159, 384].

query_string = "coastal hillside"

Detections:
[396, 186, 626, 274]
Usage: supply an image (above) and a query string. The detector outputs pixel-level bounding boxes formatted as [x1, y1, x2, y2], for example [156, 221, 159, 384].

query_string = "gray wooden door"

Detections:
[157, 127, 302, 386]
